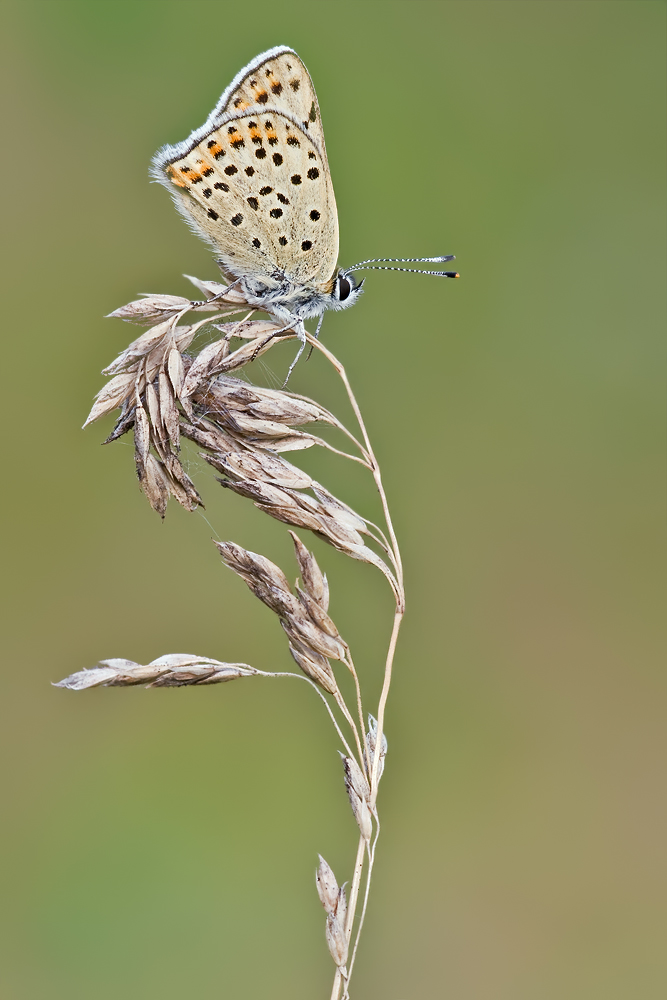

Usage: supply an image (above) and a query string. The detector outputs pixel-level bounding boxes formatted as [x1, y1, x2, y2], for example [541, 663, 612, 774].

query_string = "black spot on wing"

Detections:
[307, 168, 319, 180]
[291, 174, 302, 185]
[230, 214, 243, 226]
[273, 153, 283, 166]
[279, 236, 288, 246]
[301, 241, 312, 251]
[310, 209, 320, 220]
[256, 148, 267, 159]
[247, 197, 259, 210]
[225, 165, 238, 175]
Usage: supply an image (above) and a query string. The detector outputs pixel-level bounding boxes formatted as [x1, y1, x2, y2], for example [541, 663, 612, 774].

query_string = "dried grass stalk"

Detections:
[60, 277, 406, 1000]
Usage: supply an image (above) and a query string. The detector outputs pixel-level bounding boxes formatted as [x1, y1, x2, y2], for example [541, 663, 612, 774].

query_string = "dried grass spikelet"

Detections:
[217, 473, 398, 596]
[318, 853, 349, 969]
[316, 855, 340, 914]
[215, 540, 346, 694]
[291, 531, 329, 608]
[85, 276, 266, 514]
[340, 753, 373, 842]
[54, 654, 256, 690]
[365, 713, 388, 783]
[326, 912, 348, 968]
[189, 373, 343, 453]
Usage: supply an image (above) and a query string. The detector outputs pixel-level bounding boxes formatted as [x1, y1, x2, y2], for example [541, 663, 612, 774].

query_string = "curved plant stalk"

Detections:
[56, 280, 405, 998]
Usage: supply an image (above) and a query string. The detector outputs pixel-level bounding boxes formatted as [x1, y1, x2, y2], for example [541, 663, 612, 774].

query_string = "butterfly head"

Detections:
[330, 270, 364, 311]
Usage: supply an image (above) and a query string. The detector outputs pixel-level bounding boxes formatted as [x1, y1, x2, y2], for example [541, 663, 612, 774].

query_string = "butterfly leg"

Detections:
[248, 316, 298, 363]
[305, 313, 324, 363]
[282, 319, 307, 387]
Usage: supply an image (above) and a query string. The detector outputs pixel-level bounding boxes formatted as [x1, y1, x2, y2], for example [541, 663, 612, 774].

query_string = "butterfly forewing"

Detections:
[164, 110, 337, 286]
[218, 49, 328, 160]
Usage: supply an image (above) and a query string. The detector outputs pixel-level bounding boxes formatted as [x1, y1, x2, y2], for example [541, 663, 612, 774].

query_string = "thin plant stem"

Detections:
[333, 690, 365, 767]
[314, 438, 373, 469]
[330, 833, 367, 1000]
[343, 651, 369, 770]
[347, 818, 381, 978]
[303, 335, 406, 999]
[254, 669, 357, 760]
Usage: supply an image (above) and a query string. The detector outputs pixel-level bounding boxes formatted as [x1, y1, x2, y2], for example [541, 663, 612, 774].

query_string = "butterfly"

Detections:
[151, 46, 458, 381]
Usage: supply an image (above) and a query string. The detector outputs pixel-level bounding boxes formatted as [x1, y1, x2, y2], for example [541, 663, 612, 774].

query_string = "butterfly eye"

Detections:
[336, 276, 351, 302]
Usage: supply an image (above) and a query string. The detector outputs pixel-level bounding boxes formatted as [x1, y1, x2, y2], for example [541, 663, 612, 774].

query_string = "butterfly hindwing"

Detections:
[163, 110, 338, 287]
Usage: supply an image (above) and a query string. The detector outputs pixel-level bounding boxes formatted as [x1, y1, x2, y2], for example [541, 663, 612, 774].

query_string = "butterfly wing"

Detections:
[215, 47, 329, 160]
[158, 110, 338, 287]
[152, 48, 338, 290]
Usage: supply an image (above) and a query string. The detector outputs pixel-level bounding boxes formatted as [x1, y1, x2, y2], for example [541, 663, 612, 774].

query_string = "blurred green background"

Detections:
[1, 1, 664, 997]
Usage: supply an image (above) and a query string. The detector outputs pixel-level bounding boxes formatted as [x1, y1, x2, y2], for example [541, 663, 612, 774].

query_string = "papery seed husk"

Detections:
[159, 370, 180, 449]
[212, 376, 337, 426]
[216, 328, 288, 373]
[141, 453, 170, 516]
[180, 418, 239, 455]
[348, 788, 373, 842]
[365, 713, 388, 781]
[145, 380, 163, 439]
[107, 294, 192, 324]
[219, 477, 296, 508]
[289, 532, 327, 607]
[181, 339, 231, 397]
[295, 585, 339, 637]
[167, 347, 184, 398]
[282, 617, 346, 662]
[173, 324, 197, 354]
[227, 413, 305, 438]
[103, 318, 177, 375]
[258, 502, 325, 534]
[148, 665, 218, 686]
[316, 856, 339, 914]
[103, 401, 137, 443]
[183, 274, 249, 303]
[325, 914, 348, 968]
[213, 320, 278, 340]
[335, 886, 347, 927]
[54, 655, 255, 690]
[213, 451, 312, 490]
[83, 371, 136, 426]
[288, 642, 337, 694]
[261, 434, 318, 452]
[312, 484, 368, 534]
[341, 754, 371, 804]
[134, 403, 150, 464]
[215, 541, 292, 595]
[315, 515, 365, 550]
[161, 452, 201, 506]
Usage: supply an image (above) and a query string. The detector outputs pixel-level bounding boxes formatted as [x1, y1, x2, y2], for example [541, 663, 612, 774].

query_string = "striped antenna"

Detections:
[343, 255, 459, 278]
